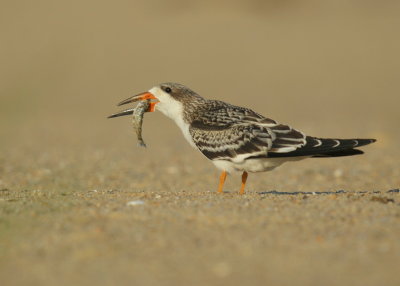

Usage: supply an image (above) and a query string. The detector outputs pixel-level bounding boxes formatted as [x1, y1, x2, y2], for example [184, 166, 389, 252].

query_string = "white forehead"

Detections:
[148, 85, 182, 118]
[148, 86, 167, 98]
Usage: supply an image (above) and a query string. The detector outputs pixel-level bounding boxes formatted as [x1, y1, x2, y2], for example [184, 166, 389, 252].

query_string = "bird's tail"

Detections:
[305, 137, 376, 157]
[268, 137, 376, 158]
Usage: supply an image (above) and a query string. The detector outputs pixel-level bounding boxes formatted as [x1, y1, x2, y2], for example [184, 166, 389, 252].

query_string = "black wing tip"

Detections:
[267, 138, 376, 158]
[355, 138, 377, 147]
[312, 148, 364, 157]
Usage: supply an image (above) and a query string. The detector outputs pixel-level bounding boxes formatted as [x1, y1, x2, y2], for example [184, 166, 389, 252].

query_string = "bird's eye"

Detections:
[165, 87, 172, 93]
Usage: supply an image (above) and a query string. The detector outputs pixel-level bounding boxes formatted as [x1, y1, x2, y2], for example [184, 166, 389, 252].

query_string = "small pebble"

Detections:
[127, 200, 145, 206]
[370, 196, 394, 204]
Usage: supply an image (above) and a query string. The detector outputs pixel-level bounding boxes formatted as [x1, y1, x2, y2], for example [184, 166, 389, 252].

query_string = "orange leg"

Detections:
[217, 171, 227, 193]
[239, 171, 248, 195]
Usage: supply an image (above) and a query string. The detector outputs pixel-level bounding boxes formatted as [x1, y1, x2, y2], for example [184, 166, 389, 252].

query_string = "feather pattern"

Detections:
[188, 100, 308, 161]
[186, 99, 375, 162]
[267, 137, 376, 157]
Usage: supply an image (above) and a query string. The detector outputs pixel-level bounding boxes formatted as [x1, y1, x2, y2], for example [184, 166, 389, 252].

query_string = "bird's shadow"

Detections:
[257, 189, 399, 196]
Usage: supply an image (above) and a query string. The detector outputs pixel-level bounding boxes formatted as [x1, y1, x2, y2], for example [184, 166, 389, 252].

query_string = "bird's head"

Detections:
[108, 83, 204, 119]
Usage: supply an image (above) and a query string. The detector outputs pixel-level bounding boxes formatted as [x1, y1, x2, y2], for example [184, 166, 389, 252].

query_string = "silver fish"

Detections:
[132, 99, 150, 147]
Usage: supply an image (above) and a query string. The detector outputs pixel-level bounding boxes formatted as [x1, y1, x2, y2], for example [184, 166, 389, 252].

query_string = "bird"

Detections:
[109, 82, 376, 194]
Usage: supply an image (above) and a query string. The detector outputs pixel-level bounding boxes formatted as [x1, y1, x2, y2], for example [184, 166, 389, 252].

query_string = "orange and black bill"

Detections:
[108, 92, 158, 118]
[107, 108, 135, 118]
[117, 92, 157, 106]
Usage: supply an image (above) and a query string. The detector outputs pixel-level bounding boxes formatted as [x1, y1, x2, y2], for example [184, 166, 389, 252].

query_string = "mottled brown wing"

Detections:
[189, 120, 273, 161]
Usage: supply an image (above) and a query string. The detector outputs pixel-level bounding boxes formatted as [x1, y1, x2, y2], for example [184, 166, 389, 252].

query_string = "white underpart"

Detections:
[149, 87, 197, 148]
[212, 157, 306, 173]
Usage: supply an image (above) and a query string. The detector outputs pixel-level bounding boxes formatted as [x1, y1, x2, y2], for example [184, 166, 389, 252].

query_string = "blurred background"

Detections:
[2, 0, 400, 191]
[1, 0, 399, 189]
[1, 1, 400, 286]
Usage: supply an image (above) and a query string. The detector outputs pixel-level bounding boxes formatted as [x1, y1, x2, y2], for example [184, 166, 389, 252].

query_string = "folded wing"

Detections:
[189, 101, 374, 161]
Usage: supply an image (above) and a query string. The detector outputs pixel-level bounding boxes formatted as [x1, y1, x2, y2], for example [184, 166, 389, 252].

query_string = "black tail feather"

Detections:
[312, 148, 364, 157]
[268, 137, 376, 158]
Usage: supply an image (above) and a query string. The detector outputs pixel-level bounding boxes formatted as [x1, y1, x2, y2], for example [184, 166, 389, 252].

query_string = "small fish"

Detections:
[132, 99, 150, 147]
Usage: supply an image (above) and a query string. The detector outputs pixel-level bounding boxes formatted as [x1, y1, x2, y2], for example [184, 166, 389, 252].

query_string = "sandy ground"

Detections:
[1, 1, 400, 286]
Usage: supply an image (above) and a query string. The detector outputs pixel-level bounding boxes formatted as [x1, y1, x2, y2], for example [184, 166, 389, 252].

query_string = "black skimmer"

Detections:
[109, 82, 376, 194]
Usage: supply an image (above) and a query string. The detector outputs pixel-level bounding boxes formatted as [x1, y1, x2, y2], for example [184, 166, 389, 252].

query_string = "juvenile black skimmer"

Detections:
[109, 82, 376, 194]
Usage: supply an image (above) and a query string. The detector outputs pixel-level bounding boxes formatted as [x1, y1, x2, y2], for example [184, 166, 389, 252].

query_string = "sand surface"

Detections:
[1, 1, 400, 285]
